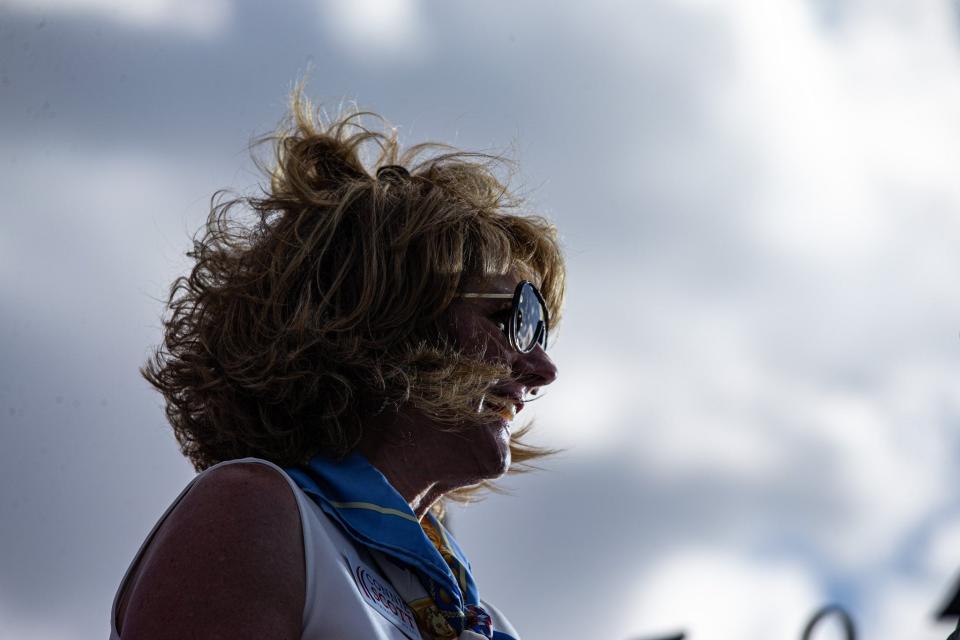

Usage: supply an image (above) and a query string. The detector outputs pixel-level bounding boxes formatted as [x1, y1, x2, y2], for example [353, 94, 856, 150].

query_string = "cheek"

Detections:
[450, 311, 506, 359]
[472, 327, 511, 363]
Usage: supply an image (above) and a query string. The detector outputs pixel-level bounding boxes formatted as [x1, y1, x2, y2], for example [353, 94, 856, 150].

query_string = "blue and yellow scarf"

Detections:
[285, 453, 516, 640]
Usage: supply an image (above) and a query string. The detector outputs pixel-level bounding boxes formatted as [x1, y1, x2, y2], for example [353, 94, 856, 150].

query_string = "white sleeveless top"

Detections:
[109, 457, 520, 640]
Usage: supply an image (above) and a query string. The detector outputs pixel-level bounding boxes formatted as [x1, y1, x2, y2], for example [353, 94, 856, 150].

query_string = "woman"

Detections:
[109, 89, 564, 640]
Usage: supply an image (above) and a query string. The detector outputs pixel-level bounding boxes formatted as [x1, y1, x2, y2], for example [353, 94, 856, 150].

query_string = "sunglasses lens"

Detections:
[515, 282, 547, 352]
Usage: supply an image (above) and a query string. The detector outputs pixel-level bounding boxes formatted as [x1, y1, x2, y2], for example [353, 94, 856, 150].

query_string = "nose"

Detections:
[512, 344, 558, 390]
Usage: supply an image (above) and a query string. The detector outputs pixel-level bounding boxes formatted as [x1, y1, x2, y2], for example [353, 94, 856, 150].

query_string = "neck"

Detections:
[356, 411, 452, 520]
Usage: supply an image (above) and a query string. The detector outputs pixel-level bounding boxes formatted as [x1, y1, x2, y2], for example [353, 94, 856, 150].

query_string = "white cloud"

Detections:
[719, 0, 960, 273]
[319, 0, 427, 63]
[2, 0, 231, 36]
[926, 515, 960, 592]
[540, 0, 960, 557]
[619, 549, 825, 640]
[542, 320, 955, 570]
[0, 144, 217, 333]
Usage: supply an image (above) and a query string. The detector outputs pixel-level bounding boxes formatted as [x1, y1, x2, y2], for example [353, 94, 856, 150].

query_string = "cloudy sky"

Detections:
[3, 1, 960, 639]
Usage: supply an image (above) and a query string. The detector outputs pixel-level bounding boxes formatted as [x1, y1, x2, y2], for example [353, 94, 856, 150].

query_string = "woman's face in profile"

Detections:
[443, 268, 559, 479]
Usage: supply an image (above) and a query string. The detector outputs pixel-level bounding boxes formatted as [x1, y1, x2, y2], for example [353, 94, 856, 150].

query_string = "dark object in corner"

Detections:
[939, 577, 960, 640]
[938, 575, 960, 620]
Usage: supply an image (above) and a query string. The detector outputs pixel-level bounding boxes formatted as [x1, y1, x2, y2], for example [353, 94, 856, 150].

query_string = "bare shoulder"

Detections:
[117, 461, 305, 640]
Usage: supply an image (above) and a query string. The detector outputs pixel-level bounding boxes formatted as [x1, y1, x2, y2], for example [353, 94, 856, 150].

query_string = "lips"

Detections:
[491, 388, 525, 422]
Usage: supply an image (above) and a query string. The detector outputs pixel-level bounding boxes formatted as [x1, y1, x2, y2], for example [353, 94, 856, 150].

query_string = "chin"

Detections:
[472, 418, 512, 479]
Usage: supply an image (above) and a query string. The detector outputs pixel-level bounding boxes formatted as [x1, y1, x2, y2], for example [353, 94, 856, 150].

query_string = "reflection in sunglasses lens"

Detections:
[515, 282, 544, 352]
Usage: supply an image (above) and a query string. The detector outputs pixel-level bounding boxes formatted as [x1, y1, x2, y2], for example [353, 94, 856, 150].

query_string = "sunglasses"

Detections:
[457, 280, 549, 353]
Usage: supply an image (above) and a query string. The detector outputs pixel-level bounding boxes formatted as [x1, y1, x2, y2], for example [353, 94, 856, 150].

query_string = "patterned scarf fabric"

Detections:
[285, 453, 516, 640]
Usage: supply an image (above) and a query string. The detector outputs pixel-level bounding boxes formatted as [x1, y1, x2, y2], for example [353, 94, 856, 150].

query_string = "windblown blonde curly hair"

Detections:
[141, 86, 565, 495]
